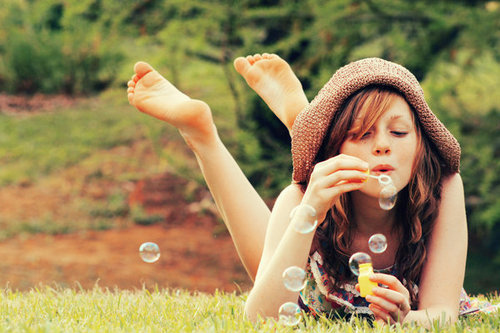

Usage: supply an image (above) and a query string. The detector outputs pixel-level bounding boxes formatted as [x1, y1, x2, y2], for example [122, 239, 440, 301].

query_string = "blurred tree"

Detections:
[0, 0, 498, 291]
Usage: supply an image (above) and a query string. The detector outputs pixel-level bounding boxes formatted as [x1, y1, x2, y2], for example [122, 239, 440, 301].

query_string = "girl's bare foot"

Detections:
[127, 62, 214, 142]
[234, 53, 308, 131]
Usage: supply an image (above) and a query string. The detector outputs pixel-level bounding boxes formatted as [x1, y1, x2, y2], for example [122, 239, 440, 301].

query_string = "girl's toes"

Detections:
[133, 61, 154, 79]
[234, 57, 251, 75]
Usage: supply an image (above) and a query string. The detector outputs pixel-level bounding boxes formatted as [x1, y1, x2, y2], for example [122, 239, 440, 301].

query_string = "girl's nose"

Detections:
[373, 134, 391, 155]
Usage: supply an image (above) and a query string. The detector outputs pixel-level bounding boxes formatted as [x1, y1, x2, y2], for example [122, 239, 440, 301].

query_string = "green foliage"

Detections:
[0, 214, 76, 240]
[130, 205, 164, 226]
[0, 286, 498, 332]
[0, 0, 499, 292]
[0, 96, 163, 186]
[0, 0, 124, 94]
[88, 192, 129, 219]
[422, 51, 500, 269]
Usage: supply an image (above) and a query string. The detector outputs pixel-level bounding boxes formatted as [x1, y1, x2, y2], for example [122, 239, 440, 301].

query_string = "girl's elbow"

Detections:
[244, 293, 261, 322]
[244, 292, 277, 322]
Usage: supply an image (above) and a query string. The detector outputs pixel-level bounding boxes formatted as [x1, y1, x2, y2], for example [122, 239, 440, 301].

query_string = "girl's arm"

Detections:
[405, 172, 468, 325]
[245, 155, 369, 321]
[190, 133, 270, 281]
[364, 173, 467, 326]
[244, 183, 311, 321]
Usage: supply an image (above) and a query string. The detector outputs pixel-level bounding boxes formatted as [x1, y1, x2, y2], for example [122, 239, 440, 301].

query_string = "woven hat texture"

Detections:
[291, 57, 460, 183]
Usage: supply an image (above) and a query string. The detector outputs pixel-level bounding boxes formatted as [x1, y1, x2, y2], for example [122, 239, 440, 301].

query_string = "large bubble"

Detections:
[282, 266, 306, 292]
[139, 242, 160, 263]
[368, 233, 387, 254]
[379, 184, 397, 210]
[289, 204, 318, 234]
[348, 252, 372, 276]
[278, 302, 301, 326]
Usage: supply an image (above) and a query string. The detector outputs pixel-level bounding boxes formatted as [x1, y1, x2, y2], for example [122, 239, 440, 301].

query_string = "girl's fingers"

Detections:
[370, 273, 410, 298]
[368, 295, 406, 323]
[369, 304, 394, 325]
[313, 154, 369, 175]
[365, 274, 411, 324]
[366, 293, 400, 314]
[320, 170, 369, 187]
[372, 286, 410, 310]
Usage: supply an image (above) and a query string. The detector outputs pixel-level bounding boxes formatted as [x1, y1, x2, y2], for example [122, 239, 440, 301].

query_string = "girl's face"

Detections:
[340, 95, 419, 198]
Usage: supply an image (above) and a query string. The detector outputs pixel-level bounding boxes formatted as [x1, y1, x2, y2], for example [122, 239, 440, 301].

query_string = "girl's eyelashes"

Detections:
[360, 131, 372, 139]
[350, 130, 408, 140]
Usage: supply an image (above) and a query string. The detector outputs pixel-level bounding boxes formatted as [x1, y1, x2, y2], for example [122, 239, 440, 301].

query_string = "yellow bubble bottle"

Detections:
[358, 262, 377, 297]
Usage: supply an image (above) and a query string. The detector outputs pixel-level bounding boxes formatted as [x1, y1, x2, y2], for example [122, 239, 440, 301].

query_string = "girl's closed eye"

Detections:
[360, 131, 372, 139]
[391, 131, 408, 137]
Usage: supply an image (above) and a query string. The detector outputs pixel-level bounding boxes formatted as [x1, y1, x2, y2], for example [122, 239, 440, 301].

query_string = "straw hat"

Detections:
[291, 58, 460, 183]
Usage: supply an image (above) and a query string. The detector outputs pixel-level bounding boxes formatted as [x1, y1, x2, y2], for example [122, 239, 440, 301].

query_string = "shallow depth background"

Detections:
[0, 0, 498, 295]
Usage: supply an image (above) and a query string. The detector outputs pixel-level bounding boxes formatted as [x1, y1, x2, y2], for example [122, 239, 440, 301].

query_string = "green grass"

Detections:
[0, 96, 161, 187]
[0, 286, 498, 332]
[0, 57, 245, 239]
[0, 56, 239, 188]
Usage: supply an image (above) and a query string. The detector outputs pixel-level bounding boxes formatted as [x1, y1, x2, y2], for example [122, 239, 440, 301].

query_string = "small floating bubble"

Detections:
[379, 185, 397, 210]
[278, 302, 301, 326]
[139, 242, 160, 263]
[282, 266, 306, 292]
[289, 204, 318, 234]
[348, 252, 372, 276]
[368, 233, 387, 254]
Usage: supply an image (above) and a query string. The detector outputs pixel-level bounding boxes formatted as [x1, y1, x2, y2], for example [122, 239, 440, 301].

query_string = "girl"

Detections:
[127, 55, 467, 325]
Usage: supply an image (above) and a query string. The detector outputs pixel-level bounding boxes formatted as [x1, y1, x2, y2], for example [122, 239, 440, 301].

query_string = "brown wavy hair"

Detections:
[300, 85, 445, 308]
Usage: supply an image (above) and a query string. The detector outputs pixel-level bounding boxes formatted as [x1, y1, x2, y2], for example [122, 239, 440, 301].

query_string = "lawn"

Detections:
[1, 286, 498, 332]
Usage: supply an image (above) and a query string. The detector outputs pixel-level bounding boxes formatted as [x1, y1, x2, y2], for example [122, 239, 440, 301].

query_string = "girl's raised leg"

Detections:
[128, 62, 269, 279]
[233, 53, 308, 132]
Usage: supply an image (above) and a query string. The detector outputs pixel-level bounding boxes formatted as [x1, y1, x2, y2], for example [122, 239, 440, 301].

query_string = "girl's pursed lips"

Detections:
[370, 164, 395, 173]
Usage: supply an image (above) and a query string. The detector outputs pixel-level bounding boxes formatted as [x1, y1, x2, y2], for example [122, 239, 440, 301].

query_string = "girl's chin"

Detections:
[353, 187, 381, 200]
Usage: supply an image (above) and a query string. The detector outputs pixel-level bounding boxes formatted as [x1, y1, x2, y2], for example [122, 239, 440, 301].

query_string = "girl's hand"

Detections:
[362, 273, 411, 325]
[301, 154, 369, 222]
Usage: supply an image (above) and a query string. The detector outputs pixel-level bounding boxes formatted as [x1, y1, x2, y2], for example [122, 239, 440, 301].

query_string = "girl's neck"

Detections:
[349, 191, 400, 270]
[350, 191, 397, 236]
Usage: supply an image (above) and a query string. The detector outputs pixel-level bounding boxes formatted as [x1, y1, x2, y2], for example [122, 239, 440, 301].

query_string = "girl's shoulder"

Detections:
[441, 172, 463, 188]
[440, 172, 465, 202]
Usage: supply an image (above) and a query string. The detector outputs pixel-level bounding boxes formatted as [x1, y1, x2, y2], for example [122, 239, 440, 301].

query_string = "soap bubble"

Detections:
[139, 242, 160, 263]
[289, 204, 318, 234]
[368, 234, 387, 254]
[348, 252, 372, 276]
[379, 184, 397, 210]
[282, 266, 306, 292]
[278, 302, 301, 326]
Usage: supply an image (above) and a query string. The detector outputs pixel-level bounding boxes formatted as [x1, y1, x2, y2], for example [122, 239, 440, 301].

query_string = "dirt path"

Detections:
[0, 169, 253, 293]
[0, 223, 251, 293]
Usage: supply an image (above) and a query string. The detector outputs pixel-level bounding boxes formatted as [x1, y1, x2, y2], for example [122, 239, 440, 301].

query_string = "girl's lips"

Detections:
[371, 164, 395, 174]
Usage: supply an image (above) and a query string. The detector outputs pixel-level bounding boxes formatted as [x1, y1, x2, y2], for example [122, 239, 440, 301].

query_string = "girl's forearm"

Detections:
[404, 307, 458, 328]
[187, 130, 270, 280]
[244, 215, 316, 321]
